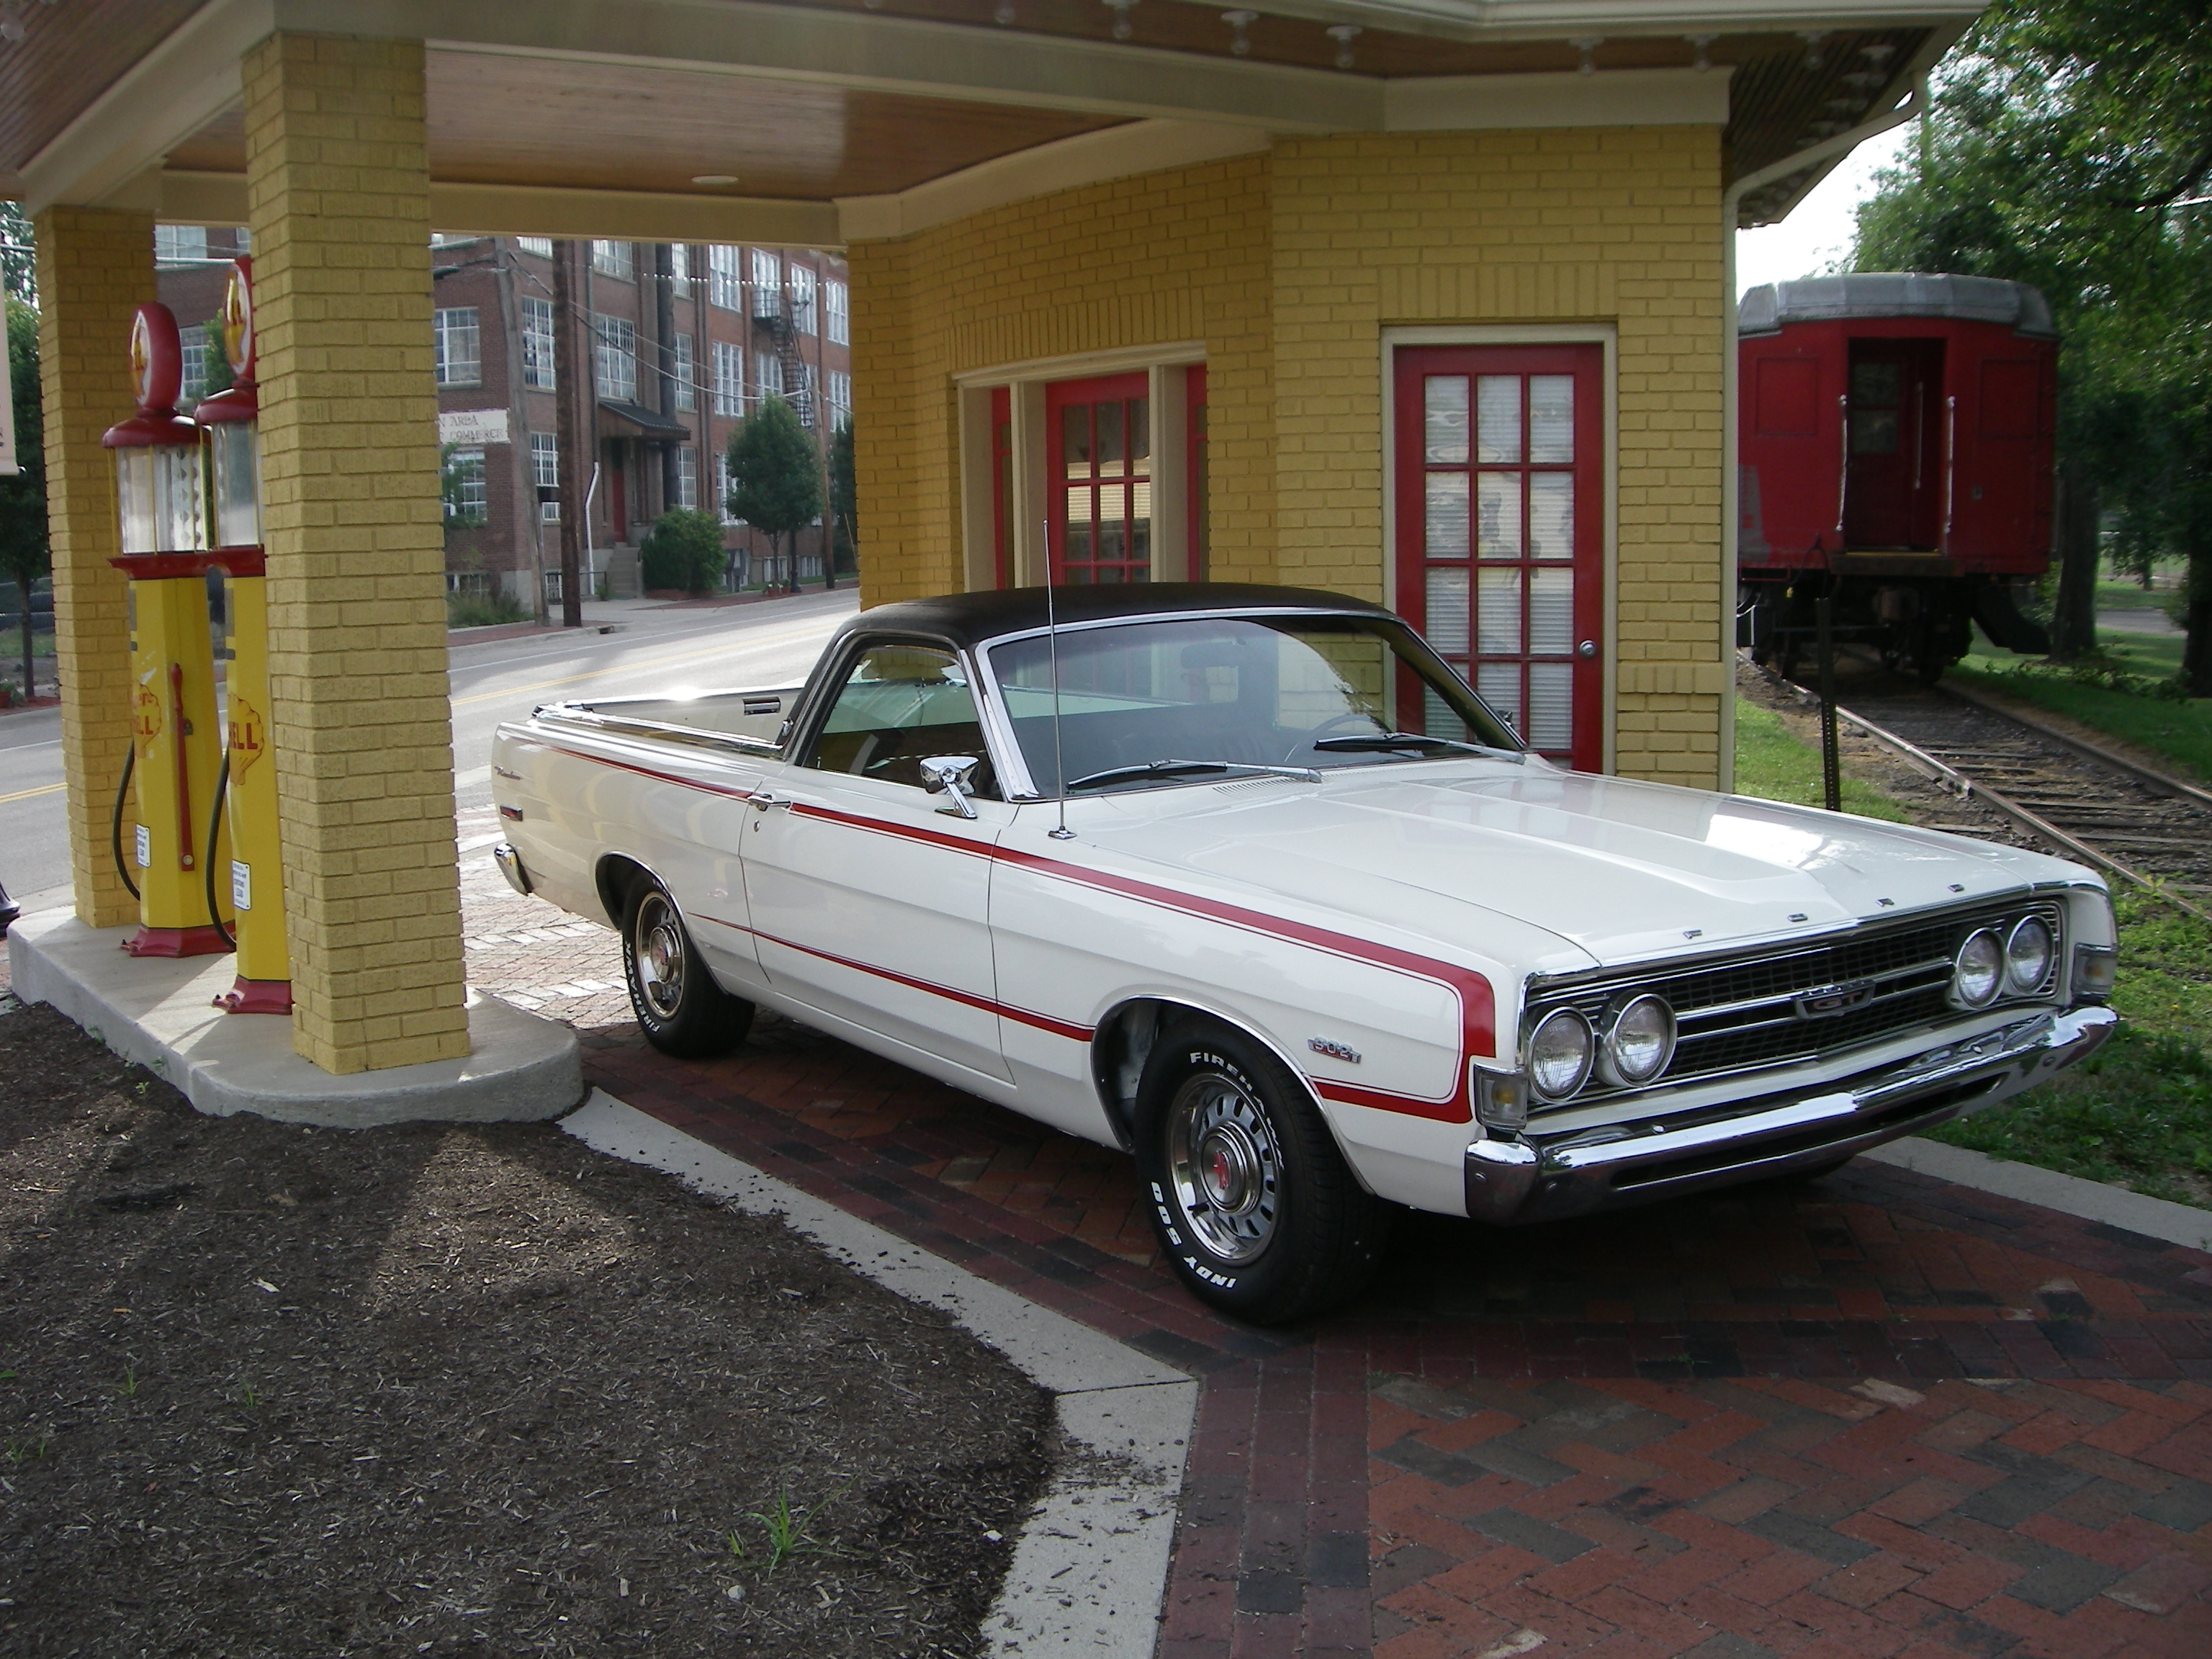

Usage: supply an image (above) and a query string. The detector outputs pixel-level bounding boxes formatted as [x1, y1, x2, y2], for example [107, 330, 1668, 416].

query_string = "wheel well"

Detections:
[593, 855, 652, 929]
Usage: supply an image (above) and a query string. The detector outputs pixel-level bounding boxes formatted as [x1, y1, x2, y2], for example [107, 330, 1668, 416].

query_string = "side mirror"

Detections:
[919, 755, 981, 819]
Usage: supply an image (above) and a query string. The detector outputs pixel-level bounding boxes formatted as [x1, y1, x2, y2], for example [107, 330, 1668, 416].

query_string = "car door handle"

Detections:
[748, 789, 790, 811]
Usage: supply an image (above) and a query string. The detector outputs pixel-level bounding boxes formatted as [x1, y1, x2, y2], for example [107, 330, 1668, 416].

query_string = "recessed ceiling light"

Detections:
[691, 174, 739, 186]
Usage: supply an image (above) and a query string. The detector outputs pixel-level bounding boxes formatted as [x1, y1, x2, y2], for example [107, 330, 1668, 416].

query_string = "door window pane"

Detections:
[1425, 473, 1468, 559]
[1425, 567, 1469, 655]
[1477, 376, 1521, 463]
[1478, 664, 1521, 734]
[1529, 375, 1575, 463]
[1424, 376, 1468, 464]
[1477, 473, 1521, 559]
[1528, 567, 1573, 655]
[1527, 665, 1574, 751]
[1477, 567, 1521, 655]
[1527, 472, 1573, 560]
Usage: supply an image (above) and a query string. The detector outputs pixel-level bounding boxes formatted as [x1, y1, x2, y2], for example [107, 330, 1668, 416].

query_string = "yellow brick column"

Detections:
[33, 208, 153, 928]
[243, 32, 467, 1072]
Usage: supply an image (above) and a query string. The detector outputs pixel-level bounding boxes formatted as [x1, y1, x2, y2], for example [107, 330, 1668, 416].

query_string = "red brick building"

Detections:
[162, 231, 852, 605]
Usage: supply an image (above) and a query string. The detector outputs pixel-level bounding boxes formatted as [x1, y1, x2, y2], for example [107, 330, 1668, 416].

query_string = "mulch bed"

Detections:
[0, 997, 1051, 1658]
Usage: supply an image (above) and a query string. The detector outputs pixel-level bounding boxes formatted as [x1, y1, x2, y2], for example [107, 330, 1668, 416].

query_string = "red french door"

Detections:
[1394, 345, 1604, 770]
[1048, 372, 1151, 583]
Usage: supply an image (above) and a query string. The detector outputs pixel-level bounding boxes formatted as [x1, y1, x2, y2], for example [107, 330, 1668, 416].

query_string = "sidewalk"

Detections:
[451, 806, 2212, 1659]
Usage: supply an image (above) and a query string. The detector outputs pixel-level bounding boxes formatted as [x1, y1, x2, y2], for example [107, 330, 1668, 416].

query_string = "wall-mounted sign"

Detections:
[438, 408, 511, 446]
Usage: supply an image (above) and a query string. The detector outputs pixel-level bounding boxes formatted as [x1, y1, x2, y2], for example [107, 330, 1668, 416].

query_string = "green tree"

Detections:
[1, 203, 34, 305]
[640, 506, 729, 595]
[827, 419, 858, 582]
[198, 315, 234, 400]
[1, 300, 47, 701]
[1849, 0, 2212, 688]
[724, 395, 822, 593]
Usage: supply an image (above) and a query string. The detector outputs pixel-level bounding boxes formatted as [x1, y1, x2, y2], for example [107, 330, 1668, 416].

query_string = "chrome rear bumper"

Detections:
[1464, 1004, 2116, 1225]
[492, 842, 534, 896]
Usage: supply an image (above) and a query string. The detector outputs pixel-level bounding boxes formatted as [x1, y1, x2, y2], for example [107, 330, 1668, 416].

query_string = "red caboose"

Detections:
[1737, 274, 2059, 680]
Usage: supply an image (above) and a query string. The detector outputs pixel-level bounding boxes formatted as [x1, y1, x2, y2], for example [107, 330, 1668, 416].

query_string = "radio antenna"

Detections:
[1044, 518, 1074, 840]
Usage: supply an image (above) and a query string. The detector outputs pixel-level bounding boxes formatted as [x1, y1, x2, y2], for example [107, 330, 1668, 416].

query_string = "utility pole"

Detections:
[551, 240, 584, 629]
[655, 243, 680, 517]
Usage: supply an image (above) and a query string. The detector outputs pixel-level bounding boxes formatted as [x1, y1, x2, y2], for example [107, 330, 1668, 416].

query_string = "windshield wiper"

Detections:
[1311, 731, 1524, 761]
[1064, 758, 1323, 792]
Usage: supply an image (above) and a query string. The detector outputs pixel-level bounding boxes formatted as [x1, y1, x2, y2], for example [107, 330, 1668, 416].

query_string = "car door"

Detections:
[739, 637, 1013, 1084]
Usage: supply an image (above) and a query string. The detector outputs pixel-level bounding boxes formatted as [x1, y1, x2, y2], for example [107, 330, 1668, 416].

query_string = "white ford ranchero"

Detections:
[490, 585, 2118, 1322]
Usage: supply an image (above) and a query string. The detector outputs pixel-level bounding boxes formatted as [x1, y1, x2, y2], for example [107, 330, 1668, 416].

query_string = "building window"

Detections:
[593, 314, 637, 401]
[673, 333, 696, 411]
[751, 249, 781, 315]
[712, 341, 745, 417]
[714, 451, 739, 524]
[756, 351, 783, 399]
[514, 236, 553, 258]
[153, 225, 207, 266]
[592, 240, 634, 281]
[827, 369, 853, 429]
[677, 445, 698, 511]
[825, 279, 849, 346]
[433, 307, 482, 387]
[446, 447, 488, 521]
[521, 297, 556, 390]
[669, 243, 692, 298]
[531, 431, 560, 521]
[788, 264, 817, 335]
[179, 333, 212, 405]
[708, 244, 742, 310]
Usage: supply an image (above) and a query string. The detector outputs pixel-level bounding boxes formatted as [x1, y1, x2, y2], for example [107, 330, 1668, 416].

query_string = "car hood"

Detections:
[1074, 761, 2088, 968]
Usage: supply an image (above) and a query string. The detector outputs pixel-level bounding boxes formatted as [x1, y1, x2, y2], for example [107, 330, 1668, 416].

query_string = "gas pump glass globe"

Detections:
[210, 419, 260, 549]
[118, 444, 207, 554]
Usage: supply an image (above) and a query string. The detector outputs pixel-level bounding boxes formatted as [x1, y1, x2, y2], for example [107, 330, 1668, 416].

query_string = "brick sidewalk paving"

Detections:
[23, 822, 2204, 1659]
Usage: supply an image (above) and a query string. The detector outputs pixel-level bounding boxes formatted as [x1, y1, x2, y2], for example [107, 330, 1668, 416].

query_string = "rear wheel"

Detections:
[1135, 1017, 1393, 1324]
[621, 878, 754, 1058]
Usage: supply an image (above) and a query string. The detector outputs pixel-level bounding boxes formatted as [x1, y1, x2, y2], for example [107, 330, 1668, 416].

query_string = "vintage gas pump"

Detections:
[102, 303, 231, 956]
[196, 258, 291, 1013]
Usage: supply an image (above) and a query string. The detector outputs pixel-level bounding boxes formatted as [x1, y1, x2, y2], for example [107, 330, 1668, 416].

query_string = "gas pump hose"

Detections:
[204, 751, 235, 950]
[110, 748, 140, 901]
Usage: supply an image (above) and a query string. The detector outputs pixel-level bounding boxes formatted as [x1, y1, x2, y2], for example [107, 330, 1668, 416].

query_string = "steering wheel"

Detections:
[1284, 711, 1384, 763]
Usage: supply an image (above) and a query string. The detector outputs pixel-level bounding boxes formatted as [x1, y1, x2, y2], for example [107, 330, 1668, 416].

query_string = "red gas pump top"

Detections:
[102, 303, 201, 451]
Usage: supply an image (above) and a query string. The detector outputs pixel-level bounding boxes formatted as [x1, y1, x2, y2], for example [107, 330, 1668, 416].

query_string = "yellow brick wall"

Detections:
[850, 153, 1274, 603]
[850, 126, 1727, 786]
[243, 32, 469, 1072]
[34, 207, 153, 928]
[1269, 127, 1725, 786]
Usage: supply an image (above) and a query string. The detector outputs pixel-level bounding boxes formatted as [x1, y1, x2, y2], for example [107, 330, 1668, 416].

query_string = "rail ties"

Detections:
[1788, 664, 2212, 915]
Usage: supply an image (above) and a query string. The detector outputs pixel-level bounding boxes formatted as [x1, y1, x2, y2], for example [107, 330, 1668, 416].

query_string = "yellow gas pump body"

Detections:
[198, 259, 292, 1012]
[104, 304, 232, 958]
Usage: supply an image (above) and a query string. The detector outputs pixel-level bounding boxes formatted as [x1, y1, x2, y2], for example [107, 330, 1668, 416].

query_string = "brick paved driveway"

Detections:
[460, 827, 2212, 1658]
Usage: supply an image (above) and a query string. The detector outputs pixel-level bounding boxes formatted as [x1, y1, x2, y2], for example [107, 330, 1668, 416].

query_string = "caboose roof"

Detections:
[1740, 274, 2058, 339]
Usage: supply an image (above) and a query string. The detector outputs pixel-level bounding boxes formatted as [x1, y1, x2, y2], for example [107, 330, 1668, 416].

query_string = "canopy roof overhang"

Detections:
[3, 0, 1980, 239]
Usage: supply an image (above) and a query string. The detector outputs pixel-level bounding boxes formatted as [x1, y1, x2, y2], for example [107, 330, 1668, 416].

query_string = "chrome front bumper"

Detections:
[1464, 1004, 2117, 1225]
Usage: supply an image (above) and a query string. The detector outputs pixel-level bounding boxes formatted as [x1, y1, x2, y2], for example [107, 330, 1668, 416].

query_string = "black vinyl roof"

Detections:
[838, 583, 1395, 651]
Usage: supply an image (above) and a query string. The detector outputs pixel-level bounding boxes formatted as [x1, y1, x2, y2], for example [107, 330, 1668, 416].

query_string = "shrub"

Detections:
[641, 508, 730, 595]
[447, 590, 527, 629]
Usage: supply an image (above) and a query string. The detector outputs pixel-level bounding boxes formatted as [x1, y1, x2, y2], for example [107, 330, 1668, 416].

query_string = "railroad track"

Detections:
[1758, 652, 2212, 922]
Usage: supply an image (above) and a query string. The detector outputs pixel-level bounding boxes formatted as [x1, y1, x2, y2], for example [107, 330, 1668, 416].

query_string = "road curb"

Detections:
[1867, 1134, 2212, 1252]
[559, 1089, 1195, 1659]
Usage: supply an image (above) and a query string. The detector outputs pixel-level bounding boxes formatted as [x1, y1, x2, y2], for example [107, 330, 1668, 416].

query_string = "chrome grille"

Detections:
[1524, 899, 2064, 1108]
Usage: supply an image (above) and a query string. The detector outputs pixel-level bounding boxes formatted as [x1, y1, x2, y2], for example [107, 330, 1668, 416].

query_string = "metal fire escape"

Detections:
[750, 283, 814, 428]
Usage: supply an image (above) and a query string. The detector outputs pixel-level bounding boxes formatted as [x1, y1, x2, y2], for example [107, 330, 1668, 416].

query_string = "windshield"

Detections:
[987, 613, 1525, 796]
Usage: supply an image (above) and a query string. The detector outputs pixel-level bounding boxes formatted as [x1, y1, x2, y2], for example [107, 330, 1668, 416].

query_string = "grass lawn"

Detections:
[1731, 694, 2212, 1208]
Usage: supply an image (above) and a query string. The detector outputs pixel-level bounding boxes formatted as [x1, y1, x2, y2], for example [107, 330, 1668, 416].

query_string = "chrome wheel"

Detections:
[1165, 1070, 1283, 1266]
[634, 891, 687, 1020]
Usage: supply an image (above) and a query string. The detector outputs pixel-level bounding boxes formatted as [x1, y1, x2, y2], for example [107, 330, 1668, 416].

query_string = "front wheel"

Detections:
[1135, 1018, 1393, 1324]
[621, 879, 754, 1058]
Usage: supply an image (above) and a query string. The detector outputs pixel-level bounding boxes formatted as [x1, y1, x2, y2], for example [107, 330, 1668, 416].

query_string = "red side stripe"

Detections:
[542, 742, 757, 801]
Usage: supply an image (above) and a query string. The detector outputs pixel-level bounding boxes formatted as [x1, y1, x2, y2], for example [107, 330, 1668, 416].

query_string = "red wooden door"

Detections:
[1048, 372, 1151, 583]
[1843, 338, 1944, 551]
[1394, 345, 1605, 769]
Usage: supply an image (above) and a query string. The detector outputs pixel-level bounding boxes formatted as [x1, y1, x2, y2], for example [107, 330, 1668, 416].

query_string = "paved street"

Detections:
[0, 587, 856, 919]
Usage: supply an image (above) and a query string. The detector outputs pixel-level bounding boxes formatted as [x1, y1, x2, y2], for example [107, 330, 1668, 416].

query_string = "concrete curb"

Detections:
[7, 908, 583, 1127]
[1867, 1135, 2212, 1252]
[560, 1091, 1196, 1659]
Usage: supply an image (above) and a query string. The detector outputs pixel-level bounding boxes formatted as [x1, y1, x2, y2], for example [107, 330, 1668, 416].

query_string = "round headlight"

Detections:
[2005, 916, 2054, 992]
[1602, 994, 1677, 1087]
[1528, 1007, 1594, 1101]
[1954, 929, 2004, 1008]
